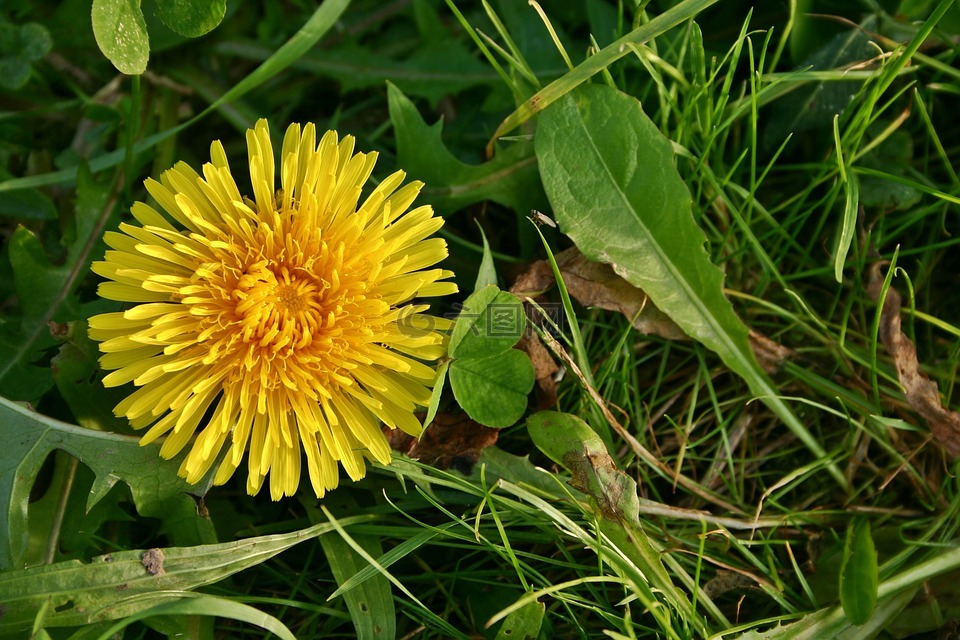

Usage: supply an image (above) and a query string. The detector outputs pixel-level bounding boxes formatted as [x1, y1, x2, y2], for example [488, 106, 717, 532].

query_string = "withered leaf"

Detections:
[511, 247, 686, 340]
[749, 329, 794, 374]
[516, 333, 559, 407]
[867, 262, 960, 457]
[385, 413, 498, 475]
[510, 248, 793, 375]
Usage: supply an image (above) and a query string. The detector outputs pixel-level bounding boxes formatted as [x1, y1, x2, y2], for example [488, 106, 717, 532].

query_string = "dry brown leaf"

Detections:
[516, 332, 559, 407]
[385, 413, 499, 474]
[749, 329, 794, 374]
[867, 262, 960, 457]
[510, 248, 794, 375]
[511, 247, 686, 340]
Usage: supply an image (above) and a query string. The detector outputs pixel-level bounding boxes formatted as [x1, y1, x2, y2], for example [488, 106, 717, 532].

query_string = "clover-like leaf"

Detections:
[449, 286, 526, 360]
[449, 351, 534, 428]
[91, 0, 149, 74]
[154, 0, 226, 37]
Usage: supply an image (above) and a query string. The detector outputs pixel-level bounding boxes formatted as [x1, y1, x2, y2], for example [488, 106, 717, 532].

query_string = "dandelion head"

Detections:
[89, 119, 457, 500]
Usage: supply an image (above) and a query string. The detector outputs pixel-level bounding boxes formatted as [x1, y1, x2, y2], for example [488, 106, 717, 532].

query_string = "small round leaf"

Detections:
[449, 351, 534, 428]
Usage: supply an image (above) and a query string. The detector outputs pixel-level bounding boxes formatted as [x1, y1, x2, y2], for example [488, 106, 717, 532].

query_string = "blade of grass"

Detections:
[486, 0, 721, 155]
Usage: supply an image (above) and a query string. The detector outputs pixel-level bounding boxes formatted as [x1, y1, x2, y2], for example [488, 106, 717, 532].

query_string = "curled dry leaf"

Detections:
[867, 262, 960, 457]
[511, 247, 687, 340]
[749, 329, 794, 374]
[516, 332, 560, 407]
[510, 247, 793, 386]
[385, 413, 499, 475]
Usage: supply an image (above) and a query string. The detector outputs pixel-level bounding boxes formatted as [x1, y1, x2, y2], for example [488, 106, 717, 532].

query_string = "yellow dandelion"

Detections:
[88, 119, 457, 500]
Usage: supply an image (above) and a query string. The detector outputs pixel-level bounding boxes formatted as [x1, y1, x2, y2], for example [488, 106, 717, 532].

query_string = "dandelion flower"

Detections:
[88, 119, 457, 500]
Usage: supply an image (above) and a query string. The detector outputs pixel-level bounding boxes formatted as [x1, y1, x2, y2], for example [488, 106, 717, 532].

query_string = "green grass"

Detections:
[3, 0, 960, 638]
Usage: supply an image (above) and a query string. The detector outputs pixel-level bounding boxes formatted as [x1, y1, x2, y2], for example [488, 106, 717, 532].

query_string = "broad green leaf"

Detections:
[840, 518, 878, 625]
[321, 531, 395, 640]
[494, 598, 544, 640]
[0, 320, 54, 402]
[153, 0, 226, 37]
[764, 27, 873, 152]
[24, 453, 132, 567]
[858, 129, 921, 212]
[448, 287, 526, 360]
[0, 520, 359, 634]
[536, 83, 844, 488]
[449, 351, 533, 428]
[474, 446, 566, 497]
[0, 396, 214, 570]
[526, 411, 640, 528]
[448, 286, 499, 358]
[91, 0, 150, 74]
[387, 82, 546, 215]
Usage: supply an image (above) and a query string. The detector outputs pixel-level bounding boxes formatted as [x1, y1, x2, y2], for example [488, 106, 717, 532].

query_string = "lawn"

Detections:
[2, 0, 960, 638]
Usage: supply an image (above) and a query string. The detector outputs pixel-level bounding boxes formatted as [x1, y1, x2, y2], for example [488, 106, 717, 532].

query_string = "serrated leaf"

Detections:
[0, 520, 354, 634]
[51, 318, 133, 434]
[448, 287, 526, 360]
[449, 351, 533, 428]
[91, 0, 149, 74]
[536, 83, 843, 488]
[387, 82, 546, 214]
[0, 321, 54, 402]
[840, 518, 878, 625]
[0, 396, 214, 570]
[153, 0, 226, 37]
[0, 165, 111, 402]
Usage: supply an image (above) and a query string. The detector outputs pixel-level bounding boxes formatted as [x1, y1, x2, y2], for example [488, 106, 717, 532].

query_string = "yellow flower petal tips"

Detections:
[89, 120, 457, 500]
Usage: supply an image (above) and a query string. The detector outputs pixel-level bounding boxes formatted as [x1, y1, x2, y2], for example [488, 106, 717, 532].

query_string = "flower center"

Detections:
[275, 281, 315, 313]
[230, 263, 327, 354]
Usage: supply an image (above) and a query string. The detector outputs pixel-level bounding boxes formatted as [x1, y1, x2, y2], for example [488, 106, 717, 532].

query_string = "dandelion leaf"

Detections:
[0, 396, 214, 570]
[0, 165, 111, 403]
[387, 82, 546, 214]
